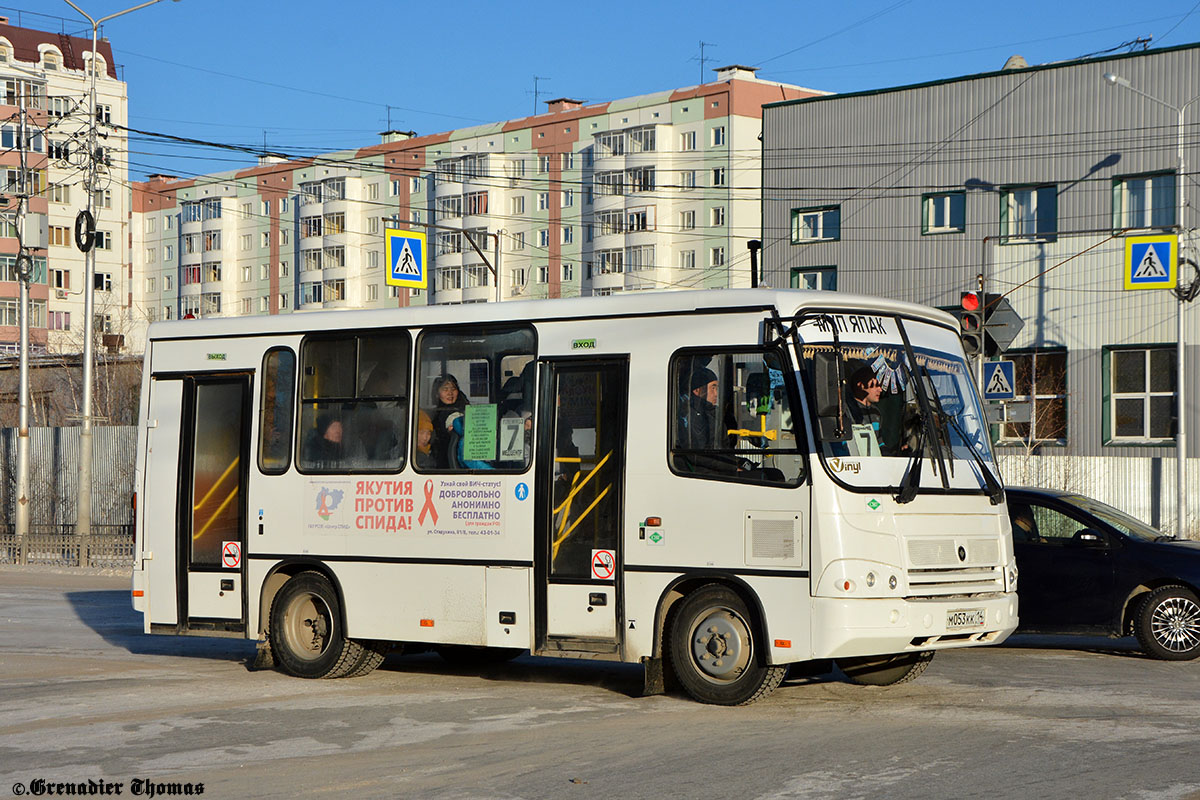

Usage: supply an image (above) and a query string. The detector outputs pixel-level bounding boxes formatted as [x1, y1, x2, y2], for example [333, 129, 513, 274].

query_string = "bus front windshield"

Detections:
[798, 315, 996, 494]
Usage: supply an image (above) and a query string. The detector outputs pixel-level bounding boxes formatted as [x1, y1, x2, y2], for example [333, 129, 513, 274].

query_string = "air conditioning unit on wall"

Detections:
[55, 289, 67, 299]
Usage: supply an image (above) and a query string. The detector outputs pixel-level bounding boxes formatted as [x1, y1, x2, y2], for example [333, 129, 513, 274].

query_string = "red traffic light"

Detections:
[960, 291, 981, 312]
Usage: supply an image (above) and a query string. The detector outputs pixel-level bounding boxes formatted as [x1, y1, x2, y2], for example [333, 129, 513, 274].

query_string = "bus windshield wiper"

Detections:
[916, 364, 1003, 503]
[894, 421, 925, 504]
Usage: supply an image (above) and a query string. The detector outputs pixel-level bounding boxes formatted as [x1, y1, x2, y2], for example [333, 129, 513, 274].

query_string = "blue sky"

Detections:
[9, 0, 1200, 180]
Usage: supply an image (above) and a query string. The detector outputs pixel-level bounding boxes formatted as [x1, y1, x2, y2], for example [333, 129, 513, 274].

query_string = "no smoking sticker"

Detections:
[221, 541, 242, 569]
[591, 549, 615, 580]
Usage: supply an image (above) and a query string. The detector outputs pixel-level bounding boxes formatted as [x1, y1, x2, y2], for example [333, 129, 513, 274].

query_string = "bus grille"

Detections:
[906, 566, 1004, 597]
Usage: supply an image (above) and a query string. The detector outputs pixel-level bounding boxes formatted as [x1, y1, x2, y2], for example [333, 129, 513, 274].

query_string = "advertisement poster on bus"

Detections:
[308, 477, 506, 537]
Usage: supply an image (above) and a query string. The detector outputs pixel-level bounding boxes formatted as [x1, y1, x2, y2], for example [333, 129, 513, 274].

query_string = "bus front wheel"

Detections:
[837, 650, 935, 686]
[669, 584, 787, 705]
[270, 571, 357, 679]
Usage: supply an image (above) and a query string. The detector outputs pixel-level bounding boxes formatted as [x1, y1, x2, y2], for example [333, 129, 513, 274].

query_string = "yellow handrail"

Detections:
[193, 457, 239, 511]
[552, 485, 611, 562]
[193, 486, 239, 541]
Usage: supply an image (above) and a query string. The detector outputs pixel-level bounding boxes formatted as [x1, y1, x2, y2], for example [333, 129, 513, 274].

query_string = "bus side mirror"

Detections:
[813, 351, 849, 442]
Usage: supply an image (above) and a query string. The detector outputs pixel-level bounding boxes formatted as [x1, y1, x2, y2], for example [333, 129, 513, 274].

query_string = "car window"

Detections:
[1028, 502, 1093, 545]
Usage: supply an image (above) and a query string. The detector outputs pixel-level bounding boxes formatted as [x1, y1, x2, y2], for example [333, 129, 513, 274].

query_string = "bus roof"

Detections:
[148, 288, 957, 341]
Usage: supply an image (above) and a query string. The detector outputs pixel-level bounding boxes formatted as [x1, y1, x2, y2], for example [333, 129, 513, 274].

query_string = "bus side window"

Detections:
[415, 325, 536, 473]
[669, 349, 805, 486]
[297, 331, 411, 473]
[259, 347, 296, 474]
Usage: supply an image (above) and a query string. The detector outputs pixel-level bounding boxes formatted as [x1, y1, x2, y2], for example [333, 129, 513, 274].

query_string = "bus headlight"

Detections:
[817, 560, 905, 597]
[1005, 562, 1019, 592]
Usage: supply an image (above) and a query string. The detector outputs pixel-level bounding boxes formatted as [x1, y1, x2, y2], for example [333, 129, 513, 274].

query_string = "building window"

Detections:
[537, 265, 549, 283]
[1113, 172, 1175, 231]
[510, 196, 525, 215]
[242, 297, 252, 315]
[513, 231, 525, 250]
[48, 183, 70, 204]
[790, 266, 837, 291]
[922, 192, 965, 234]
[711, 167, 726, 187]
[1001, 349, 1067, 444]
[51, 268, 69, 289]
[710, 247, 725, 267]
[561, 152, 574, 170]
[280, 261, 289, 277]
[368, 283, 379, 301]
[710, 207, 725, 227]
[562, 189, 573, 208]
[562, 263, 574, 281]
[259, 263, 270, 280]
[538, 229, 549, 248]
[680, 131, 696, 151]
[96, 230, 113, 250]
[790, 206, 840, 243]
[1002, 185, 1057, 243]
[240, 234, 252, 251]
[164, 244, 174, 261]
[242, 265, 252, 282]
[94, 272, 112, 292]
[561, 226, 574, 244]
[680, 170, 695, 191]
[627, 210, 649, 232]
[538, 155, 552, 173]
[261, 231, 270, 248]
[680, 210, 695, 230]
[679, 249, 695, 269]
[1106, 346, 1176, 443]
[537, 192, 550, 211]
[49, 225, 70, 246]
[711, 126, 726, 147]
[164, 275, 173, 291]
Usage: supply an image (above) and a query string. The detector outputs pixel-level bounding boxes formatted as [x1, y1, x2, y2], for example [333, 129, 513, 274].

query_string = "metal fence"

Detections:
[0, 426, 138, 567]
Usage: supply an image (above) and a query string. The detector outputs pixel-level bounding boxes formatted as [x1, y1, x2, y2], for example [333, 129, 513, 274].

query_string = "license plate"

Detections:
[947, 608, 986, 629]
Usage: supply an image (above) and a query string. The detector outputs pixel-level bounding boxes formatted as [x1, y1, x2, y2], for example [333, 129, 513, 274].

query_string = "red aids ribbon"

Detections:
[418, 479, 438, 525]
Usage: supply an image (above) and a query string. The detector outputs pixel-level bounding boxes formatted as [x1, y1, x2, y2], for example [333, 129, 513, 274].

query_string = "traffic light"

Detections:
[959, 291, 984, 356]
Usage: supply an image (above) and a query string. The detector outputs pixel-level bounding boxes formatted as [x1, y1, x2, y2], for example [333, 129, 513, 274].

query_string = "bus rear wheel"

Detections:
[669, 584, 786, 705]
[270, 571, 356, 679]
[837, 650, 934, 686]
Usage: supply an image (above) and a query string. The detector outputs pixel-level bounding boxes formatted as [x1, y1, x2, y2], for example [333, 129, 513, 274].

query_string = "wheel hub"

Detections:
[691, 611, 749, 679]
[1152, 596, 1200, 653]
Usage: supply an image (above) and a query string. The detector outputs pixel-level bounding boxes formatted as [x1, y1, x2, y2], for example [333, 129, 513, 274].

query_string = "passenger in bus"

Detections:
[358, 366, 402, 461]
[414, 410, 436, 470]
[429, 374, 468, 468]
[847, 365, 884, 431]
[304, 413, 344, 468]
[675, 365, 746, 475]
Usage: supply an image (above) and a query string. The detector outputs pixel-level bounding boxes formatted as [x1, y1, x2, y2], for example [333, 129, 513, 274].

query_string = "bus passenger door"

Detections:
[535, 359, 628, 654]
[178, 374, 251, 631]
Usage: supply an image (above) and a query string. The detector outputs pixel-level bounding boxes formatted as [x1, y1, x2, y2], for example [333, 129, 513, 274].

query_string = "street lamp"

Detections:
[1104, 71, 1200, 537]
[63, 0, 178, 556]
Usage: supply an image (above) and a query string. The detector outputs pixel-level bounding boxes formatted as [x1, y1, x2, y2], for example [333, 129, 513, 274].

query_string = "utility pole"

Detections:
[13, 77, 33, 561]
[65, 0, 177, 563]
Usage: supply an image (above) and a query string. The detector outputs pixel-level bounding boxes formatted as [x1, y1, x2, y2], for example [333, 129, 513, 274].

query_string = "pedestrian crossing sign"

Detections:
[385, 228, 427, 289]
[1124, 234, 1177, 290]
[982, 360, 1016, 401]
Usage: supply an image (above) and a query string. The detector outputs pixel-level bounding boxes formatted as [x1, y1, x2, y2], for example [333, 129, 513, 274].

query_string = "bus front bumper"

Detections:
[810, 593, 1018, 660]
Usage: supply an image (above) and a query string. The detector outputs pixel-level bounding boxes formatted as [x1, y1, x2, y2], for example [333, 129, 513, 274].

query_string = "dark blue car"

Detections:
[1007, 487, 1200, 660]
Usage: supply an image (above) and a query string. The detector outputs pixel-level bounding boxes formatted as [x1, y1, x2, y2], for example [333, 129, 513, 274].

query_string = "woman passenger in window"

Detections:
[414, 410, 436, 470]
[429, 374, 468, 468]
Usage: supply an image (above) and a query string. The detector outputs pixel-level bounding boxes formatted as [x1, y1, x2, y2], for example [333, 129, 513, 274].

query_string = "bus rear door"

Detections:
[174, 373, 251, 633]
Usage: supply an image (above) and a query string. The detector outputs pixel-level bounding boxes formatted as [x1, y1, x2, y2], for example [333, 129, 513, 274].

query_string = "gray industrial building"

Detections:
[761, 43, 1200, 534]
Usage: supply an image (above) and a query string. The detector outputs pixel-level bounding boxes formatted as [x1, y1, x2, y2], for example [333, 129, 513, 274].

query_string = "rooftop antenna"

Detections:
[531, 75, 549, 115]
[692, 41, 717, 84]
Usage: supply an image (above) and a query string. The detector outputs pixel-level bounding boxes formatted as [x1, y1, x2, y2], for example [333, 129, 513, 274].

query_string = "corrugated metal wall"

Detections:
[0, 426, 137, 526]
[762, 44, 1200, 459]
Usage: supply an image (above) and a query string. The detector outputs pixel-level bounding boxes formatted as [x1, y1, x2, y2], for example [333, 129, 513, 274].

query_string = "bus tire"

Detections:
[269, 571, 356, 679]
[669, 584, 786, 705]
[837, 650, 935, 686]
[335, 640, 391, 678]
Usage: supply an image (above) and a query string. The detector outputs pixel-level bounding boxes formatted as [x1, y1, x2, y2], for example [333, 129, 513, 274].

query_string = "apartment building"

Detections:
[0, 17, 129, 356]
[761, 43, 1200, 532]
[132, 67, 820, 324]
